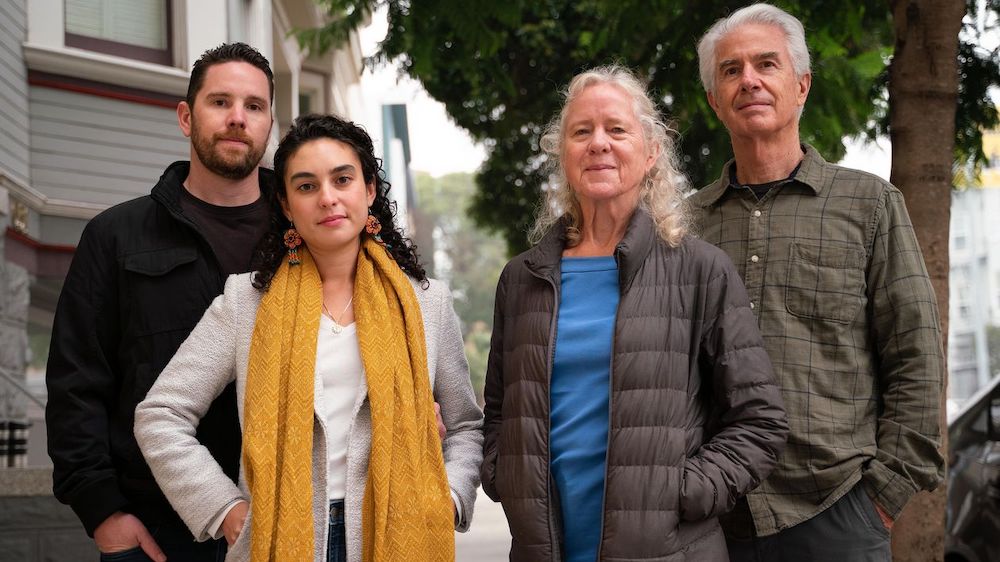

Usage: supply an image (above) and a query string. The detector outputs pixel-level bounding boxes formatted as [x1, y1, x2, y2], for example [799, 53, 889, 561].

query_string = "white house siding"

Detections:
[28, 86, 187, 213]
[0, 0, 30, 186]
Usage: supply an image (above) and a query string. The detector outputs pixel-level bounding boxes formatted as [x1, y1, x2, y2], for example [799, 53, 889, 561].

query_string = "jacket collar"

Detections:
[151, 161, 275, 217]
[691, 144, 828, 208]
[522, 217, 567, 283]
[524, 209, 656, 290]
[150, 161, 192, 213]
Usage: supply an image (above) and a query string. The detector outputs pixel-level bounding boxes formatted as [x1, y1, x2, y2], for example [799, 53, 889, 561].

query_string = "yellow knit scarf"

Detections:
[243, 240, 454, 562]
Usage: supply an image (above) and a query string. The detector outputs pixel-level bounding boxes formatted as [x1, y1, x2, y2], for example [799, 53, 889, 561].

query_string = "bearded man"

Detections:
[46, 43, 275, 562]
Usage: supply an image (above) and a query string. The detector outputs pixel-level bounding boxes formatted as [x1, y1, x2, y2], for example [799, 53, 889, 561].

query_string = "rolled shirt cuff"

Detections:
[206, 499, 247, 541]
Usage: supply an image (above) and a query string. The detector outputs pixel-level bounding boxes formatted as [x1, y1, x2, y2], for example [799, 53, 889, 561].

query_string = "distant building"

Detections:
[948, 131, 1000, 404]
[0, 0, 366, 467]
[381, 103, 414, 231]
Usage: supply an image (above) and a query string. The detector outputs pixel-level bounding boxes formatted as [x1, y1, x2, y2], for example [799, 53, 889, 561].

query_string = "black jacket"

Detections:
[45, 162, 273, 537]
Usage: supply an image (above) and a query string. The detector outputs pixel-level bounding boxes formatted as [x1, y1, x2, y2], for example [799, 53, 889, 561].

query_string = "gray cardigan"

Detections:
[135, 273, 484, 562]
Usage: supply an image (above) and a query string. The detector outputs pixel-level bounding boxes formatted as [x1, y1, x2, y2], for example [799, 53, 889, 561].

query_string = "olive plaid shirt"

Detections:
[689, 145, 945, 536]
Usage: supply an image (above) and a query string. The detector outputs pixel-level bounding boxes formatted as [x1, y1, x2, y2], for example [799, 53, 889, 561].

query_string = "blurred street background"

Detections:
[456, 490, 510, 561]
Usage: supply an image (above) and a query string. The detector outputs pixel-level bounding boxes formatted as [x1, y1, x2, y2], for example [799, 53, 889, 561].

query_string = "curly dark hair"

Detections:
[187, 43, 274, 107]
[251, 114, 426, 291]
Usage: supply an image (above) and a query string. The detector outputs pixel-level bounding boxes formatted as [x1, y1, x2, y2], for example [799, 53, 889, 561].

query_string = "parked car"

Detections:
[946, 375, 1000, 562]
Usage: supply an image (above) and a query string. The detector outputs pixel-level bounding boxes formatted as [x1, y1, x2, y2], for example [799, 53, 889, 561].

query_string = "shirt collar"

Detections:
[692, 144, 829, 207]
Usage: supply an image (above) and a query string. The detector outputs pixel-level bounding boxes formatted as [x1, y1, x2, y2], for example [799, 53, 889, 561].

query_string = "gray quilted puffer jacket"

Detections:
[480, 210, 788, 561]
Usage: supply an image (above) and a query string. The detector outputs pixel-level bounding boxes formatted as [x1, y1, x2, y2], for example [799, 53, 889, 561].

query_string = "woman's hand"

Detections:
[222, 501, 250, 546]
[434, 402, 446, 441]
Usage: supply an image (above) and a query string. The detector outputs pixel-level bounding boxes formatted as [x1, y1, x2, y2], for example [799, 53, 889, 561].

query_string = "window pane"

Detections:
[66, 0, 167, 50]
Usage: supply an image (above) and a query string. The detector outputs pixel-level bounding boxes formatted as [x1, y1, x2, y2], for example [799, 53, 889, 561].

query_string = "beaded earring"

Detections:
[365, 213, 382, 237]
[283, 223, 302, 265]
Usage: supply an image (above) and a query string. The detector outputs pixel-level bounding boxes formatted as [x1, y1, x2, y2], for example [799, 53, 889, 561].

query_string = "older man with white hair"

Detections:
[690, 4, 945, 561]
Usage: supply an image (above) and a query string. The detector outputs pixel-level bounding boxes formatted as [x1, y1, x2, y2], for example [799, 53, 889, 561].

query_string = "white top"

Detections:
[316, 315, 364, 500]
[206, 316, 365, 539]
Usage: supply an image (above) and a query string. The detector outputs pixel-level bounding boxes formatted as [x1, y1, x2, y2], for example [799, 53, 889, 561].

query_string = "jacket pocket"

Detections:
[123, 247, 199, 276]
[121, 247, 202, 337]
[225, 505, 253, 562]
[784, 242, 866, 324]
[846, 483, 891, 538]
[480, 441, 500, 502]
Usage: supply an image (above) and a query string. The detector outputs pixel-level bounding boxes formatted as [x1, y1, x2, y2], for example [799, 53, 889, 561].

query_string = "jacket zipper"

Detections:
[155, 191, 228, 288]
[595, 252, 625, 561]
[528, 264, 561, 562]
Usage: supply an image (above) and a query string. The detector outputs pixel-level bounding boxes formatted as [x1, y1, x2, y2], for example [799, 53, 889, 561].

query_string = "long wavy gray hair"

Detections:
[530, 64, 690, 247]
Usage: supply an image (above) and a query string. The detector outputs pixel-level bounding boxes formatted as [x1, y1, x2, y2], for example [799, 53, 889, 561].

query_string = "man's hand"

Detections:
[872, 500, 894, 531]
[94, 512, 166, 562]
[434, 402, 446, 441]
[222, 501, 250, 546]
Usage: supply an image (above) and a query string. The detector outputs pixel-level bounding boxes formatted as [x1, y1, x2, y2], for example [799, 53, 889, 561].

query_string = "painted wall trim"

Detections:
[28, 71, 181, 109]
[5, 227, 76, 279]
[22, 42, 189, 97]
[0, 171, 105, 221]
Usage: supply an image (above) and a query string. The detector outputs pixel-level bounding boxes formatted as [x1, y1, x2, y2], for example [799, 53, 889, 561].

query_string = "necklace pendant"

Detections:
[322, 296, 353, 336]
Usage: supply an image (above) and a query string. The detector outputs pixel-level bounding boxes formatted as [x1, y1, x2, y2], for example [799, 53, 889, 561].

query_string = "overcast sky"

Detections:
[358, 11, 486, 177]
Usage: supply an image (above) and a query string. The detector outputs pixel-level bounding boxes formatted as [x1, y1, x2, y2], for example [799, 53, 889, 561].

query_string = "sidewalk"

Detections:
[456, 489, 510, 561]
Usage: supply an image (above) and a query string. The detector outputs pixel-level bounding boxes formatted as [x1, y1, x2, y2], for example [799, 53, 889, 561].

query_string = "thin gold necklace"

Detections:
[321, 297, 354, 335]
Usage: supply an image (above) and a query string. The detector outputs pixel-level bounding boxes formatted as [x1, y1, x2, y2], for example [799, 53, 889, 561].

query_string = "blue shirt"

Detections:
[550, 256, 619, 562]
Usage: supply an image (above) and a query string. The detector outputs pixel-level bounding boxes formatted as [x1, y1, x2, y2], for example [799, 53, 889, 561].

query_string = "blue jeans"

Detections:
[327, 500, 347, 562]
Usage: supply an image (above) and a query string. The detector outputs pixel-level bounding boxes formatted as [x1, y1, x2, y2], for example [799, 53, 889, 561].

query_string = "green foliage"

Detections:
[955, 0, 1000, 177]
[305, 0, 998, 253]
[463, 324, 491, 404]
[414, 172, 507, 400]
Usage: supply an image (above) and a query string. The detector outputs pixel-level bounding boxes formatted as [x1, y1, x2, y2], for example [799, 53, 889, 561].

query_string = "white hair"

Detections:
[697, 3, 811, 94]
[531, 64, 689, 247]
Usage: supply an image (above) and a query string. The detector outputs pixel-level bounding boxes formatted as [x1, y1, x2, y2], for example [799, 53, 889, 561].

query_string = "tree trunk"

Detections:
[886, 1, 963, 560]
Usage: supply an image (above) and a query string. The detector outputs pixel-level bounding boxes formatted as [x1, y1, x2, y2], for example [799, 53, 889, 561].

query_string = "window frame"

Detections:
[64, 0, 174, 66]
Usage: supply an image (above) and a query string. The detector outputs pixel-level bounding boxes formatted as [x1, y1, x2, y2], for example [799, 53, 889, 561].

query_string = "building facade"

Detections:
[0, 0, 365, 466]
[0, 1, 365, 557]
[948, 132, 1000, 405]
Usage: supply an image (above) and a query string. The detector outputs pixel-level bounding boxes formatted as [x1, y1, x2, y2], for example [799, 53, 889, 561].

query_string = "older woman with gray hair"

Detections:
[479, 65, 789, 561]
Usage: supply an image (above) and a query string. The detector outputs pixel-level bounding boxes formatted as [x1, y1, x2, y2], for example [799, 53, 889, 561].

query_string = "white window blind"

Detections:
[66, 0, 168, 50]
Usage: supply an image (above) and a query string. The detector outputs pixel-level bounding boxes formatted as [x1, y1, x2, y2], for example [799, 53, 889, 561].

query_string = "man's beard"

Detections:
[191, 119, 265, 180]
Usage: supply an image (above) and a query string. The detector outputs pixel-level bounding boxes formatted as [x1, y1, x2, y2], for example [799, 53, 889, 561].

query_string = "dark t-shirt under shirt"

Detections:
[179, 186, 270, 276]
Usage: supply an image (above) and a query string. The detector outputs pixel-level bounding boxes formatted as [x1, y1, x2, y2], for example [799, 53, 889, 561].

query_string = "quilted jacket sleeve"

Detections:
[479, 266, 509, 502]
[680, 253, 789, 521]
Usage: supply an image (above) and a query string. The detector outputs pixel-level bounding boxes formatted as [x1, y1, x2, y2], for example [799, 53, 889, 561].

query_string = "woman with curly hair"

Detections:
[135, 114, 483, 562]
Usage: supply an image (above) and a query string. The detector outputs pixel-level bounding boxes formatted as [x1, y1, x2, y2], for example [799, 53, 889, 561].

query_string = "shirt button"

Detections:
[753, 210, 762, 217]
[750, 302, 756, 309]
[750, 255, 760, 263]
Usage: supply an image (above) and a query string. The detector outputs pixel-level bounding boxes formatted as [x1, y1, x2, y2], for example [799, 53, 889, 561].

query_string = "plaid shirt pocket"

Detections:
[784, 242, 866, 324]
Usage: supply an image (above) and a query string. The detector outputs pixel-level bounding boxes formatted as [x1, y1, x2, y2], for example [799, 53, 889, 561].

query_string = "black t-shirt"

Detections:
[179, 187, 270, 276]
[729, 160, 803, 200]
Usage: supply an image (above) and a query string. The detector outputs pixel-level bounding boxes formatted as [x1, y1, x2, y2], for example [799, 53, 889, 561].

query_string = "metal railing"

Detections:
[0, 366, 40, 468]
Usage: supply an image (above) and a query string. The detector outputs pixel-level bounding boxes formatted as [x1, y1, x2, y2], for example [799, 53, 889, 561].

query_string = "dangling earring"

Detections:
[284, 222, 302, 265]
[365, 212, 382, 237]
[365, 210, 382, 236]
